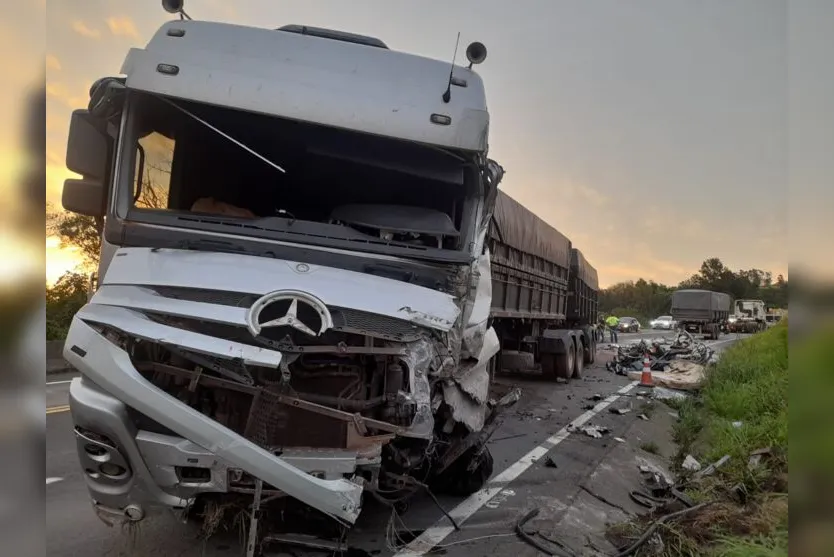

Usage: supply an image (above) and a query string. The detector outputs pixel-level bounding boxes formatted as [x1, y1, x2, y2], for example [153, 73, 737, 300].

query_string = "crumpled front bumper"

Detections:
[63, 309, 364, 524]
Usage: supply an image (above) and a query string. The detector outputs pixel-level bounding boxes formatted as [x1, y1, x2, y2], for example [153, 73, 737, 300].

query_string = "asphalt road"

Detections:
[46, 330, 747, 556]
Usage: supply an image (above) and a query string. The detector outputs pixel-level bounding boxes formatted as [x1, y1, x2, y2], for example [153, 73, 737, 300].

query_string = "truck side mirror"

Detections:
[63, 110, 111, 217]
[62, 178, 106, 217]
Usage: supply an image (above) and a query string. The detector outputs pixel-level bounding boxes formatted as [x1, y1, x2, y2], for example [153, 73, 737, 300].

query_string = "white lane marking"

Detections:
[393, 381, 639, 556]
[46, 477, 63, 485]
[46, 379, 74, 385]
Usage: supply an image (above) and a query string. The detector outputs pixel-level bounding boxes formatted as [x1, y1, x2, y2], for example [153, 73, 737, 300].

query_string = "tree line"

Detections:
[599, 257, 788, 324]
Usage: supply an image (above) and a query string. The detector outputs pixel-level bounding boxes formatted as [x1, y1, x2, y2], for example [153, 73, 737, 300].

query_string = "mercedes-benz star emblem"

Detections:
[245, 290, 334, 338]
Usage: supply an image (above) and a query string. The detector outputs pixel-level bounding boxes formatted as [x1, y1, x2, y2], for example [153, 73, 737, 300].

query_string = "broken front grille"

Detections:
[244, 384, 348, 450]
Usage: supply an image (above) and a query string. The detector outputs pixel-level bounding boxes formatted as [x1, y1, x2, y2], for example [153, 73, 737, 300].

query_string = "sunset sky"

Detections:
[34, 0, 832, 287]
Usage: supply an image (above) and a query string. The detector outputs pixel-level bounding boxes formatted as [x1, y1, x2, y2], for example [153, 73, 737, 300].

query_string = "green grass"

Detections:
[663, 321, 789, 555]
[674, 322, 788, 488]
[639, 441, 660, 455]
[709, 527, 789, 557]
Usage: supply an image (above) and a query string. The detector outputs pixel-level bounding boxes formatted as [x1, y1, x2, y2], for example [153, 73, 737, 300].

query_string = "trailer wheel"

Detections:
[573, 340, 584, 379]
[555, 343, 574, 381]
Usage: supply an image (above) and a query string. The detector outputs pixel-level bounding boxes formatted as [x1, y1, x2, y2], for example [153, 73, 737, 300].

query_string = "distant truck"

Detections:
[727, 299, 767, 333]
[671, 289, 731, 340]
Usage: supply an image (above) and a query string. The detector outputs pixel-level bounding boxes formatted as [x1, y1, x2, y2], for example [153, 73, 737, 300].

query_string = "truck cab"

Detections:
[60, 9, 511, 529]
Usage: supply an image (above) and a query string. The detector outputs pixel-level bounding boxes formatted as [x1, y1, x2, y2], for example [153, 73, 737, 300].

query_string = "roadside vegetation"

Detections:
[656, 320, 788, 555]
[599, 257, 788, 323]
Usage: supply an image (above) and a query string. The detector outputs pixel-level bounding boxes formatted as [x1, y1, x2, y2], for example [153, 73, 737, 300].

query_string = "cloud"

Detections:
[46, 81, 89, 109]
[72, 20, 101, 39]
[106, 16, 140, 39]
[46, 54, 61, 71]
[561, 182, 611, 208]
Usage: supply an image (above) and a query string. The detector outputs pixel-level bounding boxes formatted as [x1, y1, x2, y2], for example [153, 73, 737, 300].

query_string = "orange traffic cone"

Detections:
[639, 353, 654, 388]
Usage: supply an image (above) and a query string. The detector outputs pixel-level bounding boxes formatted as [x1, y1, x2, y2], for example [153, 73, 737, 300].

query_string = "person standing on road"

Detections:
[605, 315, 620, 343]
[597, 316, 606, 343]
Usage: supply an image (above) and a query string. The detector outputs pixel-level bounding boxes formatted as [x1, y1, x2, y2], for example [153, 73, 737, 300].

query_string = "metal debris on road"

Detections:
[609, 403, 633, 415]
[681, 455, 702, 472]
[605, 330, 716, 378]
[569, 424, 610, 438]
[638, 414, 649, 421]
[545, 455, 559, 468]
[651, 386, 691, 401]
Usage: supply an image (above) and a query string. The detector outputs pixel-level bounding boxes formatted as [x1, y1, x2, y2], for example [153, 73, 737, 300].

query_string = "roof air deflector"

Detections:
[276, 24, 389, 49]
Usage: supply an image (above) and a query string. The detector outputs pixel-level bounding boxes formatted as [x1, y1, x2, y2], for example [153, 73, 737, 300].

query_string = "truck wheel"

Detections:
[435, 446, 494, 496]
[573, 340, 584, 379]
[555, 344, 574, 381]
[585, 337, 595, 365]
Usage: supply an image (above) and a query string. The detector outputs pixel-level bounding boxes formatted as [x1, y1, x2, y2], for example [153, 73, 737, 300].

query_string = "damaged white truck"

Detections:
[60, 3, 598, 545]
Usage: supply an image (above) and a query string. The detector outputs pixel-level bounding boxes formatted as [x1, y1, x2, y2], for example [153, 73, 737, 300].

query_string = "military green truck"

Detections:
[671, 289, 731, 340]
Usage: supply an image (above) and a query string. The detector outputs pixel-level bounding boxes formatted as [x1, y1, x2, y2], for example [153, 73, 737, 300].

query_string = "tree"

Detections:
[46, 272, 90, 340]
[47, 203, 102, 267]
[600, 257, 788, 319]
[45, 162, 169, 268]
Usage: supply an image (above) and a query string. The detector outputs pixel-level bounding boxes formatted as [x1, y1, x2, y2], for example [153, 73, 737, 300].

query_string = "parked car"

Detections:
[650, 315, 677, 330]
[618, 317, 641, 333]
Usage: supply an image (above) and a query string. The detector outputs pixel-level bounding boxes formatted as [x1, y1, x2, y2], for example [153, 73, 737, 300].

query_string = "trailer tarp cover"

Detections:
[491, 191, 571, 269]
[671, 289, 731, 312]
[570, 248, 599, 291]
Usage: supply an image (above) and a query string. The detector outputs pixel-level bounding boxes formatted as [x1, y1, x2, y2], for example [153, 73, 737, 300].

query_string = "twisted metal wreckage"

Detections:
[604, 330, 718, 376]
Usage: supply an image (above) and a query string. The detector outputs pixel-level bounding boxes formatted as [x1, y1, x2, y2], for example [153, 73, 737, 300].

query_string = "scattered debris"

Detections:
[732, 421, 743, 428]
[638, 414, 649, 421]
[614, 437, 626, 443]
[544, 456, 559, 468]
[588, 394, 604, 401]
[582, 404, 596, 410]
[606, 330, 716, 380]
[489, 432, 527, 443]
[747, 447, 772, 471]
[651, 386, 691, 401]
[681, 455, 702, 472]
[627, 360, 706, 391]
[693, 454, 731, 479]
[609, 403, 633, 415]
[569, 424, 610, 439]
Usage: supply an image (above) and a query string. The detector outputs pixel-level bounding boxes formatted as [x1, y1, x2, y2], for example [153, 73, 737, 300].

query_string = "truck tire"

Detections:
[573, 340, 584, 379]
[585, 336, 596, 365]
[435, 446, 494, 497]
[555, 343, 574, 381]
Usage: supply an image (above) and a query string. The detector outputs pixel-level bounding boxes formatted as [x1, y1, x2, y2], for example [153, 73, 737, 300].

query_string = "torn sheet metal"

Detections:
[64, 317, 363, 524]
[395, 338, 437, 439]
[73, 303, 283, 368]
[452, 326, 499, 404]
[459, 249, 493, 359]
[442, 382, 489, 432]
